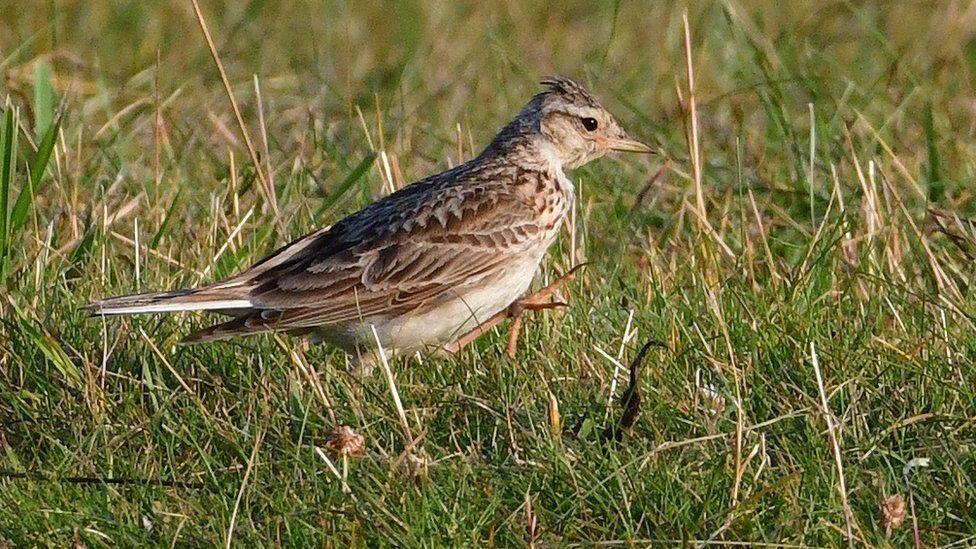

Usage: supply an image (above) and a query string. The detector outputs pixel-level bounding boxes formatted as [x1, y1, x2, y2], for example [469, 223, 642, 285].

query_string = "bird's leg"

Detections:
[446, 264, 584, 357]
[444, 309, 509, 354]
[503, 297, 569, 358]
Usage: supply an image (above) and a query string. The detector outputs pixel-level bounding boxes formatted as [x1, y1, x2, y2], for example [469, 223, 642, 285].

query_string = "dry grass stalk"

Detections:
[189, 0, 279, 222]
[810, 341, 861, 545]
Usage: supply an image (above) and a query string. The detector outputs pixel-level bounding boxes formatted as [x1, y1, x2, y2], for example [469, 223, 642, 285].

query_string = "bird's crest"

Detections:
[538, 76, 599, 108]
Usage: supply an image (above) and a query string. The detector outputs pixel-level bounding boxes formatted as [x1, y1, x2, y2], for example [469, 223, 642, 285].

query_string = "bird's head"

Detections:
[524, 76, 652, 169]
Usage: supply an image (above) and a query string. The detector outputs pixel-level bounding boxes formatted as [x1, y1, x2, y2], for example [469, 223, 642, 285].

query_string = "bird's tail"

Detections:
[86, 288, 253, 316]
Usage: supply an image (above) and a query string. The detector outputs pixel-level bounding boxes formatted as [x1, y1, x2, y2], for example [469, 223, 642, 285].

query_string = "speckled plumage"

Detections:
[89, 76, 650, 358]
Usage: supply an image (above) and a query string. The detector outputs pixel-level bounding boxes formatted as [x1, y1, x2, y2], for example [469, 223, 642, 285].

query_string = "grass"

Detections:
[2, 0, 976, 545]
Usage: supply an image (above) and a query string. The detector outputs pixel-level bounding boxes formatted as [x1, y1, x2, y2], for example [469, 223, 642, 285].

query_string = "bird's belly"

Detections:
[381, 257, 540, 351]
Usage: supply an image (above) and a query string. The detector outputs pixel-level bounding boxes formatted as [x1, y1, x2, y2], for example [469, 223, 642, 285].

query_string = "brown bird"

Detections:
[89, 76, 652, 367]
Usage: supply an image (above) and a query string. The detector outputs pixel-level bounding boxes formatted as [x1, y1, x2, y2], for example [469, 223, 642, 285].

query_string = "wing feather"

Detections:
[184, 164, 550, 341]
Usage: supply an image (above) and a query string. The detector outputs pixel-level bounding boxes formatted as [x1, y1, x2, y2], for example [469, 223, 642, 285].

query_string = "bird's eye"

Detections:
[581, 117, 598, 131]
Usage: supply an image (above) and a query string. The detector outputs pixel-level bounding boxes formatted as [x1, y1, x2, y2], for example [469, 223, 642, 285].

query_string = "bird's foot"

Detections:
[502, 291, 569, 359]
[446, 264, 584, 358]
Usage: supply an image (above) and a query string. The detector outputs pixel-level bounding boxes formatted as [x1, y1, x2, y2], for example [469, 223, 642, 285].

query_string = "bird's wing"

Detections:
[184, 166, 552, 341]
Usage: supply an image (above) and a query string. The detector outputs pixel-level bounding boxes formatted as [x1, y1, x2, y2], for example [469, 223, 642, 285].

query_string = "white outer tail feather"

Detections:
[91, 299, 253, 316]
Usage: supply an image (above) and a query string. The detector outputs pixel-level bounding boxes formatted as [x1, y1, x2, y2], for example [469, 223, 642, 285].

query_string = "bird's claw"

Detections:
[446, 264, 584, 358]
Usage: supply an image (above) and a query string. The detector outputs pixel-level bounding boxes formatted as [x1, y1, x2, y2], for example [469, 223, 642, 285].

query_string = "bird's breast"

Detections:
[528, 168, 574, 242]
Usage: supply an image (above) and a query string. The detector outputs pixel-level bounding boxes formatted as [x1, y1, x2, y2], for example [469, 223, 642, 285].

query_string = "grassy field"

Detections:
[2, 0, 976, 545]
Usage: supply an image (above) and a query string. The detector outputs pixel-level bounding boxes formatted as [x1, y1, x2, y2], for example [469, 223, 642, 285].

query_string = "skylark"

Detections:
[89, 76, 651, 364]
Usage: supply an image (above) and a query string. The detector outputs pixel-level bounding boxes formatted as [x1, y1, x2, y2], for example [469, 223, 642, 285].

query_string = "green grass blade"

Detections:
[924, 100, 943, 202]
[0, 106, 8, 246]
[0, 104, 17, 277]
[33, 60, 55, 138]
[68, 217, 97, 267]
[150, 188, 183, 249]
[314, 152, 375, 219]
[10, 112, 60, 232]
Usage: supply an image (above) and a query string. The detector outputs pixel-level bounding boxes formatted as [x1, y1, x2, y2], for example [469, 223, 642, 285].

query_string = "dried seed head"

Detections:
[325, 426, 365, 458]
[398, 450, 431, 480]
[882, 493, 906, 535]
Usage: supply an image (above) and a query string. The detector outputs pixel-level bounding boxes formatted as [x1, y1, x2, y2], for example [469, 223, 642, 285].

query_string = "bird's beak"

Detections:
[608, 133, 654, 154]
